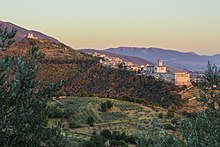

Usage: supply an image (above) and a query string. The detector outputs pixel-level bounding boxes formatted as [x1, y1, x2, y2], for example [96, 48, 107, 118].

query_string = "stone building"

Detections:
[174, 72, 191, 86]
[154, 59, 167, 73]
[144, 60, 191, 86]
[145, 59, 167, 74]
[27, 33, 38, 39]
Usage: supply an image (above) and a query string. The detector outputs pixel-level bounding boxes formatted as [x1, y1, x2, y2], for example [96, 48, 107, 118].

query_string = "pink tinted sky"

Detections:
[1, 0, 220, 55]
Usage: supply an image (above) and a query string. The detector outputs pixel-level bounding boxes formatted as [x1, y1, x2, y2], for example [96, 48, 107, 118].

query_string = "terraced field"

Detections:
[48, 97, 177, 145]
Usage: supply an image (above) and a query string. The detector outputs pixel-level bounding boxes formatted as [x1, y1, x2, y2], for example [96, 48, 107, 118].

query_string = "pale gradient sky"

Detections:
[1, 0, 220, 55]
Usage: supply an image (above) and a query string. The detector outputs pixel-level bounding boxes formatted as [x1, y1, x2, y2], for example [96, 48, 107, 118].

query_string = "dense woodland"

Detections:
[63, 65, 182, 107]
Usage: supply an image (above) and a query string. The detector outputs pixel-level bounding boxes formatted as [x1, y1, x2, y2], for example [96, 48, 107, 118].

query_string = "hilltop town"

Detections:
[89, 52, 192, 86]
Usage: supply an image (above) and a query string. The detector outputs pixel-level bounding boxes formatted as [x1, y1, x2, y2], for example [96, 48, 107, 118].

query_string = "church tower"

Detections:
[158, 59, 163, 66]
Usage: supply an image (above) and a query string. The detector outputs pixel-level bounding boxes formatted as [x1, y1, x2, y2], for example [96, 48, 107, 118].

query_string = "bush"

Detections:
[110, 140, 128, 147]
[163, 123, 176, 131]
[62, 108, 74, 119]
[84, 140, 96, 147]
[48, 105, 63, 118]
[48, 105, 74, 119]
[171, 117, 180, 125]
[99, 129, 136, 145]
[87, 116, 95, 126]
[86, 135, 106, 147]
[158, 113, 164, 119]
[182, 111, 197, 118]
[167, 109, 175, 118]
[127, 135, 136, 144]
[100, 129, 112, 139]
[100, 102, 107, 112]
[100, 100, 113, 112]
[80, 90, 88, 97]
[106, 100, 113, 109]
[69, 120, 78, 129]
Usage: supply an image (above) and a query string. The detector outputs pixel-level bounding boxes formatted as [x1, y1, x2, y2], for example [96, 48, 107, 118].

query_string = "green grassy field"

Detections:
[48, 97, 177, 145]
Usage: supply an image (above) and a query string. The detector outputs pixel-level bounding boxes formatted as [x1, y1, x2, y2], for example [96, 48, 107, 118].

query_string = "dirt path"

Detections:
[179, 85, 194, 95]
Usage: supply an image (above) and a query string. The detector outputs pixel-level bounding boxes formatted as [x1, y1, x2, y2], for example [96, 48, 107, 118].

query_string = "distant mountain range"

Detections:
[81, 49, 189, 73]
[0, 20, 60, 43]
[1, 20, 219, 71]
[102, 47, 220, 71]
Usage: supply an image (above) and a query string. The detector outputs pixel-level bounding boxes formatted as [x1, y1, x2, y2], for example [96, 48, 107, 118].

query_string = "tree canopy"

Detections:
[0, 27, 71, 146]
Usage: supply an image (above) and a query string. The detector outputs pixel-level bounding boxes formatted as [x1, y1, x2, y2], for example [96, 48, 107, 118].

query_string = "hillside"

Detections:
[105, 47, 220, 71]
[48, 97, 178, 146]
[0, 37, 182, 107]
[0, 20, 60, 43]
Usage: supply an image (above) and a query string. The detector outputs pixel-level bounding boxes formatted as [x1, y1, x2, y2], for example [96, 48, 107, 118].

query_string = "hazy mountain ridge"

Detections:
[0, 20, 60, 43]
[81, 48, 189, 73]
[105, 47, 220, 70]
[81, 49, 153, 65]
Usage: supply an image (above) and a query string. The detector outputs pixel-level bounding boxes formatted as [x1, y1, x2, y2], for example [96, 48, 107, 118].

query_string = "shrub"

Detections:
[110, 140, 128, 147]
[88, 135, 106, 147]
[112, 131, 124, 141]
[182, 111, 197, 118]
[100, 101, 113, 112]
[84, 140, 96, 147]
[100, 102, 107, 112]
[171, 117, 180, 125]
[106, 100, 113, 109]
[48, 105, 63, 118]
[163, 123, 176, 131]
[127, 135, 136, 144]
[167, 109, 175, 118]
[75, 90, 89, 97]
[69, 120, 78, 129]
[100, 129, 112, 139]
[158, 113, 164, 119]
[87, 116, 95, 126]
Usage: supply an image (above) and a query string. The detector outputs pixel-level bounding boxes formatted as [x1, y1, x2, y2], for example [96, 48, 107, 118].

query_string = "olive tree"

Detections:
[181, 62, 220, 146]
[0, 27, 71, 146]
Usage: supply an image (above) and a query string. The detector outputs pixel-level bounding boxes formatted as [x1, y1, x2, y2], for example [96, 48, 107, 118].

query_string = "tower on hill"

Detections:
[154, 59, 167, 73]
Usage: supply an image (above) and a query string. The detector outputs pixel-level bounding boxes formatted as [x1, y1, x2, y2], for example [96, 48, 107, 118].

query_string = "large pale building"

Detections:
[145, 59, 167, 74]
[175, 72, 191, 86]
[154, 59, 167, 73]
[144, 60, 191, 86]
[145, 60, 167, 73]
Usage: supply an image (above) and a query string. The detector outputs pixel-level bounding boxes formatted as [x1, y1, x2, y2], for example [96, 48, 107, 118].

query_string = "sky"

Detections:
[0, 0, 220, 55]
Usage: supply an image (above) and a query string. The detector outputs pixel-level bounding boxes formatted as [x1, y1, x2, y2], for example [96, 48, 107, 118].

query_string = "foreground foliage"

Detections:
[0, 27, 71, 146]
[180, 62, 220, 146]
